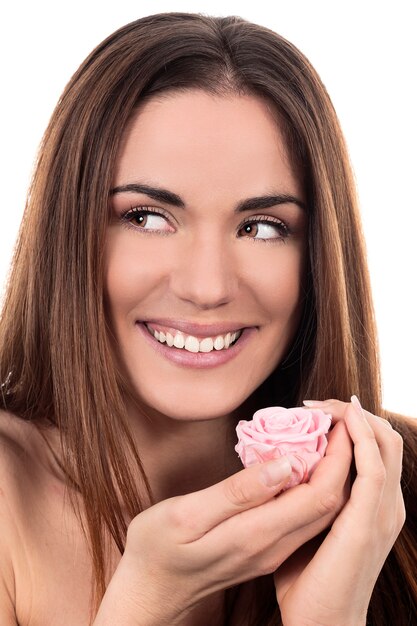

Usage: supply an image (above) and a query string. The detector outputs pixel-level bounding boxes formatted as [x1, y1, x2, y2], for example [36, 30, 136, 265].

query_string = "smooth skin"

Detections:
[275, 398, 405, 625]
[0, 91, 405, 625]
[94, 398, 405, 625]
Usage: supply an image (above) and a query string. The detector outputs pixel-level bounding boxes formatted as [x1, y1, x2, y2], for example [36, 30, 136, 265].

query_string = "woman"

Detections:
[0, 11, 415, 625]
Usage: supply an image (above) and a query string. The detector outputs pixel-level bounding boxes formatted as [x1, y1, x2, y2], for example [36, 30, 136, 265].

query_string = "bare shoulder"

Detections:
[0, 408, 65, 531]
[0, 408, 49, 484]
[0, 407, 48, 535]
[0, 409, 33, 624]
[0, 408, 31, 501]
[0, 409, 97, 624]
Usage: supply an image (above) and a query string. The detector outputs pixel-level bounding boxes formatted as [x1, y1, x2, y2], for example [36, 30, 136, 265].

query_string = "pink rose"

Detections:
[235, 406, 332, 490]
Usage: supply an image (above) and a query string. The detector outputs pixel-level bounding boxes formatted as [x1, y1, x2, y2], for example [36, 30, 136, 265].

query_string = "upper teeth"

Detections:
[146, 324, 243, 353]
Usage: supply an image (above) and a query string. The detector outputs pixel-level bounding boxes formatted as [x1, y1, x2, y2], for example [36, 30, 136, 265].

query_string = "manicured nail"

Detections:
[351, 394, 365, 418]
[303, 400, 328, 407]
[261, 457, 292, 487]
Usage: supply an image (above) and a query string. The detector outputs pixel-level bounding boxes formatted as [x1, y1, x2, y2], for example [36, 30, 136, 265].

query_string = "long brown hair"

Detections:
[0, 12, 415, 624]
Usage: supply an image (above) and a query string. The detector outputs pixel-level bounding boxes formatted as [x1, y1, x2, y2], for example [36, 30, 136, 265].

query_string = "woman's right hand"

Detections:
[94, 419, 352, 625]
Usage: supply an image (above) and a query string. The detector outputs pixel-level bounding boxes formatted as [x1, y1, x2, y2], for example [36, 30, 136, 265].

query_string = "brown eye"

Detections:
[238, 218, 290, 242]
[241, 223, 258, 237]
[131, 212, 148, 227]
[121, 207, 173, 233]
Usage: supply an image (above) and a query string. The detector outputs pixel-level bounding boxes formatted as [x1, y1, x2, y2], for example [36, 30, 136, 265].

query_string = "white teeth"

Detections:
[214, 335, 225, 350]
[173, 334, 185, 349]
[184, 336, 200, 353]
[199, 337, 214, 352]
[147, 324, 243, 353]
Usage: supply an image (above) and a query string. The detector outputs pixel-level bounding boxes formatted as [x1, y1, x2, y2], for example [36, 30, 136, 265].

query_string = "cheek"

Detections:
[103, 236, 167, 315]
[245, 246, 304, 321]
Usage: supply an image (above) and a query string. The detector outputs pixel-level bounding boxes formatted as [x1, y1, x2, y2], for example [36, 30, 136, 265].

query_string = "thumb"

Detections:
[178, 456, 293, 540]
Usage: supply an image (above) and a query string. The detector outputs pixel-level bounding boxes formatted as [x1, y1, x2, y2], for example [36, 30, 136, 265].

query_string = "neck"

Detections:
[124, 393, 259, 503]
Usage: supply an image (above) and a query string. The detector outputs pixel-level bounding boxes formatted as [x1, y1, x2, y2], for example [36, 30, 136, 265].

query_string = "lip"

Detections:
[136, 322, 257, 369]
[139, 318, 253, 338]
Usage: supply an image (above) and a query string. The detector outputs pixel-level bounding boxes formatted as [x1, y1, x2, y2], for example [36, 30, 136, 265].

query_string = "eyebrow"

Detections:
[110, 182, 306, 213]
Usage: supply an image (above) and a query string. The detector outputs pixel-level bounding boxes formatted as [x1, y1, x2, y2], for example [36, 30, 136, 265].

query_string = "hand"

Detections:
[274, 397, 405, 626]
[95, 420, 352, 625]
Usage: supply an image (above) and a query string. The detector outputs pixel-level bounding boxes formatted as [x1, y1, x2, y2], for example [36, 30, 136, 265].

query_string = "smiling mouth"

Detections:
[143, 322, 244, 353]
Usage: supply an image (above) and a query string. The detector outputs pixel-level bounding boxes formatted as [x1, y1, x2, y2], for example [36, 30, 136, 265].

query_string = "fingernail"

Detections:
[261, 457, 292, 487]
[303, 399, 328, 407]
[351, 394, 365, 418]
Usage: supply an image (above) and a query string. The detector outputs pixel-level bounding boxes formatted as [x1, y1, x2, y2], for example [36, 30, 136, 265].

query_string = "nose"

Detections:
[170, 232, 237, 310]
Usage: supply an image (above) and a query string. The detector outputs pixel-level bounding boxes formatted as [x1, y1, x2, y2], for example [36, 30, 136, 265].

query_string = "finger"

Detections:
[303, 398, 348, 423]
[366, 410, 393, 429]
[303, 398, 341, 408]
[356, 406, 404, 531]
[339, 399, 386, 519]
[348, 397, 403, 499]
[204, 420, 352, 559]
[317, 397, 404, 539]
[309, 417, 352, 486]
[303, 398, 393, 430]
[183, 423, 351, 594]
[167, 456, 293, 541]
[354, 410, 399, 471]
[169, 418, 351, 548]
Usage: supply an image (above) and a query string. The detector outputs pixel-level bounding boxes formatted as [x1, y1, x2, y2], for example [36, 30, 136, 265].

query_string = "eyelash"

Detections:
[120, 206, 291, 243]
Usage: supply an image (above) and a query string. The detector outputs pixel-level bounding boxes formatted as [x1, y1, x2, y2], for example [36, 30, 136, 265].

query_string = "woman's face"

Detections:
[105, 90, 307, 421]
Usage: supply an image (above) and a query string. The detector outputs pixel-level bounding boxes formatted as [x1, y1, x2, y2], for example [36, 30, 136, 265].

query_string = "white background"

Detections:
[0, 1, 415, 415]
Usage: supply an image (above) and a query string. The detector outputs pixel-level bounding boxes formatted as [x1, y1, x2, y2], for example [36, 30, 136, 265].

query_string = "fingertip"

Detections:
[325, 418, 352, 451]
[303, 399, 329, 407]
[350, 395, 366, 419]
[260, 457, 293, 488]
[345, 397, 375, 439]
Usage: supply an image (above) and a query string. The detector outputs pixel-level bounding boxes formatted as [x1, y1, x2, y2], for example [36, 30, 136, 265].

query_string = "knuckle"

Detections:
[227, 529, 258, 563]
[126, 514, 142, 541]
[225, 474, 252, 508]
[316, 491, 343, 517]
[258, 545, 292, 577]
[257, 560, 278, 578]
[379, 416, 393, 429]
[370, 465, 387, 488]
[362, 426, 377, 441]
[323, 398, 343, 409]
[390, 430, 404, 452]
[164, 498, 198, 533]
[239, 538, 258, 561]
[125, 508, 159, 549]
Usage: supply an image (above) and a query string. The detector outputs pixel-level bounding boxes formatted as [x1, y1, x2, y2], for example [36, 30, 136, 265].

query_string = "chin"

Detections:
[127, 382, 253, 423]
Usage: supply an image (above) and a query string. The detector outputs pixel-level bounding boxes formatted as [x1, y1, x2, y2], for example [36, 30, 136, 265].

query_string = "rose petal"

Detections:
[235, 406, 332, 491]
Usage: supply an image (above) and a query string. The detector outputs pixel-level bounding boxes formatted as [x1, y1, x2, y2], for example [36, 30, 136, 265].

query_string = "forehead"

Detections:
[113, 90, 303, 202]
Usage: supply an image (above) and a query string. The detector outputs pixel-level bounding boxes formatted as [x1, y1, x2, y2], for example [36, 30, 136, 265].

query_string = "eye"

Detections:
[238, 216, 290, 242]
[120, 206, 173, 233]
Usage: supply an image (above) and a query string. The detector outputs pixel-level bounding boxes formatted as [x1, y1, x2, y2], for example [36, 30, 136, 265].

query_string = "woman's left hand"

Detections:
[274, 397, 406, 626]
